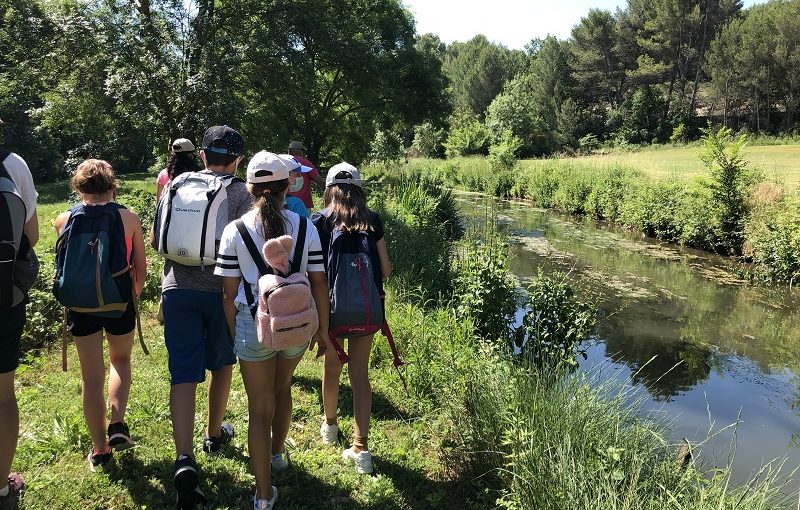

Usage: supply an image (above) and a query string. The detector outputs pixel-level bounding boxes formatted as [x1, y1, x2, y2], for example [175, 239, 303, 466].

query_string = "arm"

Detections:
[376, 238, 391, 280]
[23, 210, 39, 248]
[222, 276, 241, 341]
[308, 271, 330, 358]
[129, 214, 147, 297]
[156, 182, 165, 200]
[54, 212, 70, 236]
[311, 172, 326, 189]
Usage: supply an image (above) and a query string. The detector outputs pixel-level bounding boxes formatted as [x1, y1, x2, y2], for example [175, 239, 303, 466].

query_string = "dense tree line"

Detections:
[3, 0, 800, 178]
[0, 0, 448, 179]
[438, 0, 800, 159]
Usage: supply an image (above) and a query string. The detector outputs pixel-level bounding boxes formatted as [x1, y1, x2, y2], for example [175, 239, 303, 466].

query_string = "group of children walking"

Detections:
[0, 125, 391, 510]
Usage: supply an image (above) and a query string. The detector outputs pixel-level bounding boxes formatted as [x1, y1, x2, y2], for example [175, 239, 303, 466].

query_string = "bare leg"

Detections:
[106, 331, 134, 424]
[206, 364, 233, 438]
[272, 354, 304, 454]
[240, 358, 277, 501]
[0, 371, 18, 484]
[347, 335, 374, 452]
[322, 350, 344, 424]
[171, 383, 197, 458]
[74, 331, 109, 453]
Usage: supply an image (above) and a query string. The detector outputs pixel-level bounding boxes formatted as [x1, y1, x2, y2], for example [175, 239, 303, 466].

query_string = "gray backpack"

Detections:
[0, 149, 38, 308]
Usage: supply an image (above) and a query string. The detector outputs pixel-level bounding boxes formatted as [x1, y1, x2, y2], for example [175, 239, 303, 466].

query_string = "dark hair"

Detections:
[248, 179, 290, 240]
[167, 152, 201, 180]
[72, 159, 117, 195]
[203, 151, 238, 168]
[323, 183, 371, 232]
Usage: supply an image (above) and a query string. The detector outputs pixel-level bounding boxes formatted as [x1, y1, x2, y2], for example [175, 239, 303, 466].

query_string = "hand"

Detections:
[310, 330, 330, 359]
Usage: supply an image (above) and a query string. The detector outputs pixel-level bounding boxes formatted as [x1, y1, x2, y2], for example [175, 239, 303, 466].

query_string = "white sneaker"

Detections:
[271, 452, 289, 473]
[253, 486, 278, 509]
[320, 421, 339, 445]
[342, 446, 373, 474]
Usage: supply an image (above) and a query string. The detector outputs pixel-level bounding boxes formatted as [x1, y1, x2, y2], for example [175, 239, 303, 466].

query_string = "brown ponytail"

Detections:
[248, 179, 290, 239]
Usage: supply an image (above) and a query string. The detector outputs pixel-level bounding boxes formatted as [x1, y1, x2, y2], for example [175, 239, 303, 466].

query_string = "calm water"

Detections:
[457, 192, 800, 486]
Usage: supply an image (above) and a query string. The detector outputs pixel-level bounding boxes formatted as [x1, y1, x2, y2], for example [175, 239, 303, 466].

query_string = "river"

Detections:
[456, 192, 800, 486]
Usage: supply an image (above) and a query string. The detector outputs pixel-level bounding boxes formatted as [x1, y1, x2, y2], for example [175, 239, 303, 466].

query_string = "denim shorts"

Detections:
[162, 289, 236, 384]
[0, 301, 26, 374]
[234, 302, 309, 362]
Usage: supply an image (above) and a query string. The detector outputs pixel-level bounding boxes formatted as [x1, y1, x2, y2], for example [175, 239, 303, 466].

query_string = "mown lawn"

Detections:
[519, 143, 800, 188]
[13, 174, 461, 510]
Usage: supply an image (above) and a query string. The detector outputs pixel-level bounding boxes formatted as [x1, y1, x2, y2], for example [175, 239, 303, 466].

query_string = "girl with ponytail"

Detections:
[215, 151, 330, 510]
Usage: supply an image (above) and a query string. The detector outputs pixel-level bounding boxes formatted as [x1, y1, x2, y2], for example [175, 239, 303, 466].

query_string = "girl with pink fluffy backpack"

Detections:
[215, 151, 330, 510]
[311, 163, 392, 475]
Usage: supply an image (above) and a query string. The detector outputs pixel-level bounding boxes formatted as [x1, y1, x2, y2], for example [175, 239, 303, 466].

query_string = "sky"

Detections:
[403, 0, 763, 50]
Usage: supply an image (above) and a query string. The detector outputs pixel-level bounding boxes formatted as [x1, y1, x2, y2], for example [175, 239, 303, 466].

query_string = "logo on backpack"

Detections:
[155, 170, 242, 267]
[53, 204, 132, 317]
[0, 150, 37, 309]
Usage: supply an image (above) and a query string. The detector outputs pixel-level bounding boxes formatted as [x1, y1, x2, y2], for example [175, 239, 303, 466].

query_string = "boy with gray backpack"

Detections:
[0, 147, 39, 508]
[152, 126, 253, 509]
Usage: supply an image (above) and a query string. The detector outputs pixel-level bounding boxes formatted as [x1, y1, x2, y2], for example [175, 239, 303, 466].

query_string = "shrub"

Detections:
[444, 112, 490, 158]
[699, 125, 760, 255]
[583, 164, 642, 220]
[488, 130, 522, 172]
[551, 164, 594, 215]
[369, 129, 405, 163]
[454, 232, 518, 342]
[513, 271, 595, 371]
[411, 122, 445, 158]
[745, 192, 800, 284]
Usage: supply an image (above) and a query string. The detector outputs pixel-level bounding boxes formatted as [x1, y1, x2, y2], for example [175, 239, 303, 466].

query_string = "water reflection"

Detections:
[456, 192, 800, 484]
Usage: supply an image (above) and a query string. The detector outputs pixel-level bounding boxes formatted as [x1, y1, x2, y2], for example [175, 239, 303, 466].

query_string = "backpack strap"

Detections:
[234, 219, 270, 318]
[290, 217, 308, 275]
[132, 294, 149, 356]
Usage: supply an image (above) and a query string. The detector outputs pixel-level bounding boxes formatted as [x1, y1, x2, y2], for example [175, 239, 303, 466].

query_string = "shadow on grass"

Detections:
[375, 456, 469, 510]
[293, 375, 410, 422]
[108, 448, 374, 510]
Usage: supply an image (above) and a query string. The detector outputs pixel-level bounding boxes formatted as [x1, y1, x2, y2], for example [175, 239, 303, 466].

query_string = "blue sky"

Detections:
[403, 0, 763, 50]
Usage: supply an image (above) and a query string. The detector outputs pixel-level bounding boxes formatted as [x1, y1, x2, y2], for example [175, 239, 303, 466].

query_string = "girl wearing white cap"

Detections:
[312, 163, 391, 475]
[155, 138, 200, 199]
[215, 151, 330, 510]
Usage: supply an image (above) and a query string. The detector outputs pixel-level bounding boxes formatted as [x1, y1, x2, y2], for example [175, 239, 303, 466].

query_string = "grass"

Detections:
[519, 143, 800, 189]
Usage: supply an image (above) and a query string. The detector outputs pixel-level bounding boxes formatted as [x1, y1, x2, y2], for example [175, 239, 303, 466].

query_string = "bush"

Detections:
[488, 130, 522, 172]
[551, 164, 594, 215]
[584, 165, 642, 220]
[454, 232, 518, 342]
[411, 122, 445, 158]
[745, 191, 800, 284]
[514, 272, 595, 371]
[369, 129, 405, 163]
[444, 112, 490, 158]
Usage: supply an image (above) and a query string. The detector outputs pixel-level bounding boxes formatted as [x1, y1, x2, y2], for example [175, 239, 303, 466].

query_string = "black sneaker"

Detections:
[0, 473, 25, 509]
[174, 455, 205, 509]
[202, 422, 234, 454]
[108, 421, 135, 451]
[87, 448, 112, 472]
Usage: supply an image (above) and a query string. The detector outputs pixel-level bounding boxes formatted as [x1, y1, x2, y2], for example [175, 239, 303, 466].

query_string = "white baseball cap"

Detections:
[277, 154, 313, 173]
[326, 162, 364, 188]
[246, 151, 289, 184]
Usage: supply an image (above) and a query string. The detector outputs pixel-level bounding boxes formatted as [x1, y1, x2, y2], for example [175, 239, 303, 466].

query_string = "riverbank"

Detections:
[12, 174, 791, 508]
[367, 155, 800, 285]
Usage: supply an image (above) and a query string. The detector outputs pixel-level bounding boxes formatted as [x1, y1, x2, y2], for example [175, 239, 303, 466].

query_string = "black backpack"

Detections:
[0, 149, 37, 308]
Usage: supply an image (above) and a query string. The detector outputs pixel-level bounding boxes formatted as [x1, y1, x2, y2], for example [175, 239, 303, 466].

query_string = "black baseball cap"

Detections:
[202, 125, 244, 156]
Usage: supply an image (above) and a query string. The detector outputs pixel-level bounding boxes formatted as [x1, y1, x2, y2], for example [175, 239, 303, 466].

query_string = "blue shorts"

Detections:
[0, 301, 26, 374]
[234, 303, 309, 362]
[162, 289, 236, 384]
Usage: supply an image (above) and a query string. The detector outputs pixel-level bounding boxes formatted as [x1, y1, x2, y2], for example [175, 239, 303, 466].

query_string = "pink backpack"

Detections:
[234, 218, 318, 350]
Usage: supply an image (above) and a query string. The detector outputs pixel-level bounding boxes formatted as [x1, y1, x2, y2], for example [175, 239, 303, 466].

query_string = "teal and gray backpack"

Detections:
[0, 149, 35, 309]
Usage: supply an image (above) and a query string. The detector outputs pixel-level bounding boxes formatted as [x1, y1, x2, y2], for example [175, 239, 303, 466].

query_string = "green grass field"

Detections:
[519, 143, 800, 188]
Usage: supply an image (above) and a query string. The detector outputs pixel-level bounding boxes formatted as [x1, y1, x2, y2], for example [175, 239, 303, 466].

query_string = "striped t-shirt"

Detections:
[214, 209, 324, 306]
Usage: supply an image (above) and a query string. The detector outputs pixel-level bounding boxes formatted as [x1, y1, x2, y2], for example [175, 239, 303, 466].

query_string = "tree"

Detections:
[442, 35, 516, 118]
[570, 9, 626, 107]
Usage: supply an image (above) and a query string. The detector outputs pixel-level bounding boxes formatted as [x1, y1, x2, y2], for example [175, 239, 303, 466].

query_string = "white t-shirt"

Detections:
[214, 209, 324, 306]
[3, 152, 38, 221]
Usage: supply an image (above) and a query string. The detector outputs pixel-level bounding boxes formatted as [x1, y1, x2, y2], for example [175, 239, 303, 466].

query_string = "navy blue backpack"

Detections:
[54, 203, 132, 317]
[312, 210, 404, 384]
